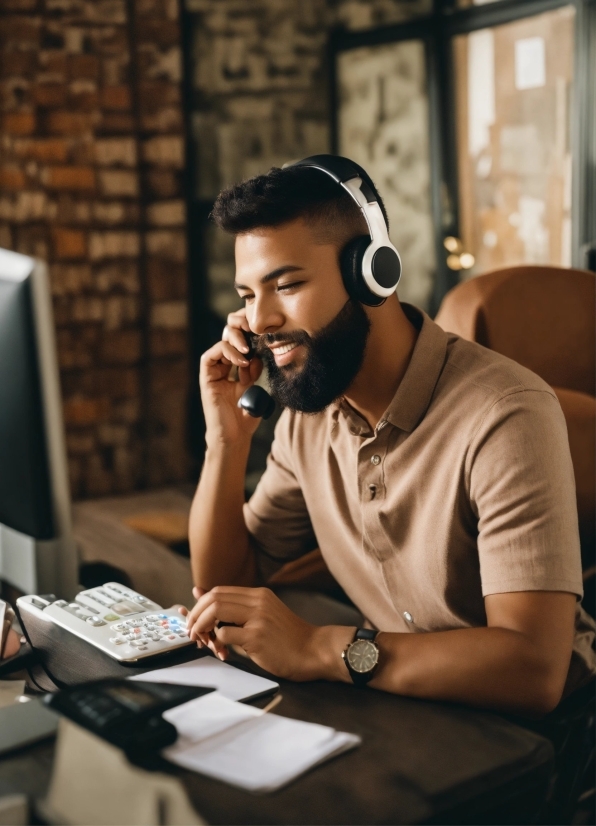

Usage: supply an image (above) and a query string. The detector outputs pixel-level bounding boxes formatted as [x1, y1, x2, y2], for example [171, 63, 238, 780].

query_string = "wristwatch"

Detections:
[342, 628, 380, 687]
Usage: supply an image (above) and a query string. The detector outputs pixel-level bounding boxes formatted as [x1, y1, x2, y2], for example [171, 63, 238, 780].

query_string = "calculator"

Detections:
[17, 583, 195, 663]
[45, 680, 214, 754]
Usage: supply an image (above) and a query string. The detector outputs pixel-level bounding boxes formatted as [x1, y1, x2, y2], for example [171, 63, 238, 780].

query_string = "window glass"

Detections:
[453, 6, 575, 277]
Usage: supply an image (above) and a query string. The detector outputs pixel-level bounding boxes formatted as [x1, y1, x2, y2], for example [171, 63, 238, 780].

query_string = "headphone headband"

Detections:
[291, 155, 382, 207]
[288, 154, 401, 304]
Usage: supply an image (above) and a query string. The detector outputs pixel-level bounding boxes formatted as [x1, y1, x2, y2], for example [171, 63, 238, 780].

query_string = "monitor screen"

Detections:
[0, 250, 54, 539]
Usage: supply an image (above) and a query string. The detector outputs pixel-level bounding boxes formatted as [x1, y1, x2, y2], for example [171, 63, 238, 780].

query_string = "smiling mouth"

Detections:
[269, 342, 298, 356]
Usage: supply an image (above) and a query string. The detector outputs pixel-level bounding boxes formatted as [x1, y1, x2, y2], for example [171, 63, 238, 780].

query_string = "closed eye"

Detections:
[277, 281, 304, 292]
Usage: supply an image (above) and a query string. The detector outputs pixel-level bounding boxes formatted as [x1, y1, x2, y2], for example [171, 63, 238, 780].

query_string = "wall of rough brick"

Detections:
[0, 0, 429, 499]
[0, 0, 190, 498]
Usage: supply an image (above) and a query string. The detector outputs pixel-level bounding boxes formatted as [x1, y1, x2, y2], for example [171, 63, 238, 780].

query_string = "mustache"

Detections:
[252, 330, 311, 356]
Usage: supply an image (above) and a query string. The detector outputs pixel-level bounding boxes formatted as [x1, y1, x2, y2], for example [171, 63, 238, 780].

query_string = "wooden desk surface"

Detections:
[0, 668, 554, 825]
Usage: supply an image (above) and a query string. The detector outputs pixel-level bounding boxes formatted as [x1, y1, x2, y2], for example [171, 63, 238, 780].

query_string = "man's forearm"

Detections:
[312, 624, 567, 716]
[189, 442, 256, 590]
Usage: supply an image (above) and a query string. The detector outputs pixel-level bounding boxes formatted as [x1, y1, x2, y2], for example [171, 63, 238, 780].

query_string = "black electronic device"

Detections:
[0, 247, 78, 598]
[45, 679, 214, 755]
[289, 155, 402, 306]
[238, 385, 276, 419]
[238, 329, 276, 419]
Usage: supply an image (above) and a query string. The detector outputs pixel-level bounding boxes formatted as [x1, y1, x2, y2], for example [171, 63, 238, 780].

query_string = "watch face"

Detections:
[346, 639, 379, 673]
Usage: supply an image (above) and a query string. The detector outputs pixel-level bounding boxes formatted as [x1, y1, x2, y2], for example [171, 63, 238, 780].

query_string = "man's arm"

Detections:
[185, 587, 577, 716]
[189, 311, 263, 591]
[189, 442, 256, 589]
[316, 590, 577, 716]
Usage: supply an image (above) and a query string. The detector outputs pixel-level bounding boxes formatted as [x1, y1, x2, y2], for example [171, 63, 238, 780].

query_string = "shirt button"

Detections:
[371, 454, 381, 465]
[403, 611, 413, 623]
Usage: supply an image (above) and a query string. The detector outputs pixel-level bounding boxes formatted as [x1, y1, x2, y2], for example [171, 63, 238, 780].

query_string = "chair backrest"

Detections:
[434, 266, 595, 397]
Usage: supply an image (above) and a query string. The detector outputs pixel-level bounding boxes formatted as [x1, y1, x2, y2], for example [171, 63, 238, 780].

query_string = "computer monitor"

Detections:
[0, 248, 78, 598]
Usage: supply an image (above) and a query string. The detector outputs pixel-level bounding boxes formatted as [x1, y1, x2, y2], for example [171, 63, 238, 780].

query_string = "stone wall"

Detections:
[186, 0, 432, 320]
[0, 0, 190, 498]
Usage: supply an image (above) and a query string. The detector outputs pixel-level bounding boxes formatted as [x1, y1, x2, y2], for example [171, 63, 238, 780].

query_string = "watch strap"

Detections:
[354, 628, 377, 642]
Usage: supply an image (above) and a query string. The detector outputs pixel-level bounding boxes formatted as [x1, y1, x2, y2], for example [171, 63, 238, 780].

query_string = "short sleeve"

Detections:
[243, 410, 317, 581]
[468, 389, 583, 598]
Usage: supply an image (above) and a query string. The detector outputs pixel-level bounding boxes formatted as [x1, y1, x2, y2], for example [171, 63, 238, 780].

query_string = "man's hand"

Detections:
[200, 308, 263, 448]
[183, 585, 344, 681]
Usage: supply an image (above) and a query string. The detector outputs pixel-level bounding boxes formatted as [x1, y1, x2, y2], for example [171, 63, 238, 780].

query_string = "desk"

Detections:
[0, 658, 554, 825]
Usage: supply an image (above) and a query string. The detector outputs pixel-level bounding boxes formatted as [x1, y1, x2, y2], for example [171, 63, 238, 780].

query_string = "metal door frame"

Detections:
[330, 0, 596, 315]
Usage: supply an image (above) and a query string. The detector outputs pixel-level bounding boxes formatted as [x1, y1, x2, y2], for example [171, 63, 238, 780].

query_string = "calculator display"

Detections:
[110, 602, 141, 616]
[104, 683, 159, 711]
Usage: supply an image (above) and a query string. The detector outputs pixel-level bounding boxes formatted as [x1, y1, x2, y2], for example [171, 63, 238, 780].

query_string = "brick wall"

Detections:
[0, 0, 429, 499]
[0, 0, 190, 498]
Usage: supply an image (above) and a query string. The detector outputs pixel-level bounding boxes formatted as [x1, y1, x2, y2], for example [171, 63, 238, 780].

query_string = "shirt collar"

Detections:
[331, 303, 448, 435]
[382, 304, 448, 433]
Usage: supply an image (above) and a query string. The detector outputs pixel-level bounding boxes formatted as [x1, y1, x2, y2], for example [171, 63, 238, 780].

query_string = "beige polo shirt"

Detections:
[244, 305, 596, 694]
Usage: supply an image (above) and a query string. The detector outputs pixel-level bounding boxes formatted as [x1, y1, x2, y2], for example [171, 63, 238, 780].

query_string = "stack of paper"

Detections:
[162, 693, 361, 793]
[130, 657, 279, 702]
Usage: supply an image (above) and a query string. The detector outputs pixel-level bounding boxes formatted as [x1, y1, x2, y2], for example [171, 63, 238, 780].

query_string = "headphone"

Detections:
[288, 154, 402, 307]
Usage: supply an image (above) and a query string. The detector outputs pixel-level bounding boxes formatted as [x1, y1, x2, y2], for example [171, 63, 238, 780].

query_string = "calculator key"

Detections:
[166, 634, 177, 640]
[158, 614, 168, 619]
[112, 623, 127, 631]
[177, 630, 188, 636]
[145, 615, 158, 621]
[86, 617, 106, 627]
[109, 637, 124, 645]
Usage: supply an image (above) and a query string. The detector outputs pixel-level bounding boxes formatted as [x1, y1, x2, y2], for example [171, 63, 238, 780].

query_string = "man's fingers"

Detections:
[206, 637, 229, 660]
[189, 601, 248, 639]
[215, 625, 247, 649]
[201, 341, 250, 375]
[189, 586, 260, 620]
[224, 324, 252, 355]
[226, 309, 250, 331]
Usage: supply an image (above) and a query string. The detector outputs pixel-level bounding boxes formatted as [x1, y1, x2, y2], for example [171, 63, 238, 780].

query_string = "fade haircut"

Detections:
[211, 165, 389, 250]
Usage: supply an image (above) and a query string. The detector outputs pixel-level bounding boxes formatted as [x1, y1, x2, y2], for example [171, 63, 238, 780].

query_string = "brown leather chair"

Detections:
[435, 265, 595, 615]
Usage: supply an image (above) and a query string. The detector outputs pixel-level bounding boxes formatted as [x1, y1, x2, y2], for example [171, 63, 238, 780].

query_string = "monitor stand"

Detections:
[0, 523, 78, 599]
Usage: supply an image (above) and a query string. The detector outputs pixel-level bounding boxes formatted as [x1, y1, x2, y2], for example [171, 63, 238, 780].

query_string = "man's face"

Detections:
[234, 219, 371, 413]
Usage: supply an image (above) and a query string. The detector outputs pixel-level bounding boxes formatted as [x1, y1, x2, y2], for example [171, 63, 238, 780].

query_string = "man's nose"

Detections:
[248, 297, 284, 336]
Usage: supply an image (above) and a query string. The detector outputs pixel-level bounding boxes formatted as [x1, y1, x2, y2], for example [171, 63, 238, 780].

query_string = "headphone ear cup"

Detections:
[340, 236, 386, 307]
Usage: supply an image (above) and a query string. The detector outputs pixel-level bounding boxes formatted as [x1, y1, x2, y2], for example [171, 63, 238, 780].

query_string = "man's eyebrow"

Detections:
[234, 265, 304, 291]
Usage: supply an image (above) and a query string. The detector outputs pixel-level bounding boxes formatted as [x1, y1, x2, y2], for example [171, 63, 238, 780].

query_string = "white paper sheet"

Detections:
[129, 657, 279, 702]
[162, 694, 360, 793]
[163, 692, 263, 742]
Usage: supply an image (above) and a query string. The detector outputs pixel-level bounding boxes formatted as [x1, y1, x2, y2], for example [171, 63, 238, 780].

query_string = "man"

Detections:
[185, 158, 595, 715]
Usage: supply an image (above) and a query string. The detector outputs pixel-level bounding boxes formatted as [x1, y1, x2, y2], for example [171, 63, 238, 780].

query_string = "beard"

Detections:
[255, 299, 371, 414]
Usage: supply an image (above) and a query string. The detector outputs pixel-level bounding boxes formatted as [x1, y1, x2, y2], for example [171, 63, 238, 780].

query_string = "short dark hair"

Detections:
[211, 165, 388, 248]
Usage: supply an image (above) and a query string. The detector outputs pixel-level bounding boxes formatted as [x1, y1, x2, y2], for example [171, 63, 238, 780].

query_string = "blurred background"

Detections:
[1, 0, 594, 502]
